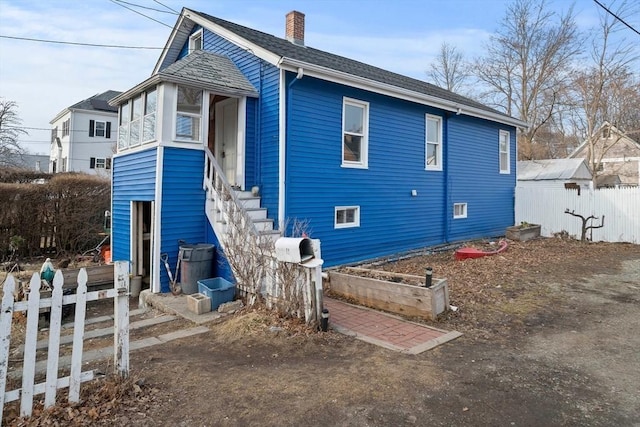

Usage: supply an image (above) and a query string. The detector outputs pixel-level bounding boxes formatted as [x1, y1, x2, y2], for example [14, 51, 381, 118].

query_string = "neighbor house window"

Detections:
[89, 120, 111, 138]
[453, 203, 467, 219]
[176, 85, 202, 142]
[335, 206, 360, 228]
[51, 127, 58, 144]
[342, 98, 369, 168]
[62, 119, 70, 137]
[90, 157, 112, 169]
[499, 130, 510, 174]
[426, 114, 442, 170]
[189, 29, 203, 54]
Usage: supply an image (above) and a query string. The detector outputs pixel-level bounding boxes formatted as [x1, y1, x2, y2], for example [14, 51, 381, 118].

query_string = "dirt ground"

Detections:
[4, 238, 640, 426]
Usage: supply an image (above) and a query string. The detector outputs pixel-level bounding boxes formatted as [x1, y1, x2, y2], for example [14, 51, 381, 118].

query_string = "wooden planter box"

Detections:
[506, 224, 541, 241]
[328, 268, 450, 320]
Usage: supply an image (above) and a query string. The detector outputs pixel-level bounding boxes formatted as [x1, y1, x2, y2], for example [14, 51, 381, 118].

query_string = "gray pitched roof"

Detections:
[197, 11, 507, 118]
[159, 50, 257, 95]
[517, 159, 592, 181]
[69, 90, 122, 112]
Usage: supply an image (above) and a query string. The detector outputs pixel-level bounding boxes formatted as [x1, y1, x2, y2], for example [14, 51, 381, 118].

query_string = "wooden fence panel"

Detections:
[516, 187, 640, 243]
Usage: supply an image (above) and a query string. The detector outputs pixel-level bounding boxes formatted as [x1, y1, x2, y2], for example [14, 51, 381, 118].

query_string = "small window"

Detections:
[342, 98, 369, 168]
[426, 114, 442, 171]
[335, 206, 360, 228]
[499, 130, 510, 174]
[95, 121, 106, 137]
[51, 127, 58, 144]
[62, 119, 70, 137]
[189, 29, 203, 54]
[453, 203, 467, 219]
[176, 85, 202, 141]
[90, 157, 112, 169]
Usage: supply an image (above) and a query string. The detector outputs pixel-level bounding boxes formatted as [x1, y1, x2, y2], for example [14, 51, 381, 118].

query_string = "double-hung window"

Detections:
[176, 85, 202, 142]
[342, 98, 368, 168]
[499, 130, 510, 174]
[62, 119, 70, 137]
[426, 114, 442, 170]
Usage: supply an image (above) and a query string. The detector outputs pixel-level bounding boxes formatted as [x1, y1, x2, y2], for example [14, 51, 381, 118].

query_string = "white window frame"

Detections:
[335, 206, 360, 229]
[453, 203, 467, 219]
[189, 29, 203, 54]
[175, 85, 202, 143]
[94, 120, 106, 138]
[499, 130, 510, 174]
[341, 97, 369, 169]
[425, 114, 443, 171]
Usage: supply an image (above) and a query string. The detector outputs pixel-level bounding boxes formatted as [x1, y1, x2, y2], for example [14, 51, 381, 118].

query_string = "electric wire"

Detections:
[112, 0, 178, 14]
[108, 0, 173, 29]
[0, 34, 164, 49]
[152, 0, 179, 14]
[593, 0, 640, 36]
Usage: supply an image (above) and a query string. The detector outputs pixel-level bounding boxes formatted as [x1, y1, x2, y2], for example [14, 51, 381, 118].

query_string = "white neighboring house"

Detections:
[517, 158, 593, 192]
[49, 90, 122, 175]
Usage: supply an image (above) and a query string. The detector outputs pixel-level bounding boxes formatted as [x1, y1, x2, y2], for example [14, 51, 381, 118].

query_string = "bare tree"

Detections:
[474, 0, 581, 160]
[566, 0, 639, 182]
[427, 42, 469, 93]
[0, 98, 28, 167]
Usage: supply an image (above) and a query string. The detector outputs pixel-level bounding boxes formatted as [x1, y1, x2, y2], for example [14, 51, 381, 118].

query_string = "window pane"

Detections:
[344, 104, 364, 134]
[336, 210, 345, 224]
[500, 152, 508, 170]
[120, 103, 130, 125]
[177, 86, 202, 114]
[118, 125, 127, 149]
[427, 142, 438, 166]
[132, 96, 143, 120]
[346, 209, 355, 223]
[176, 114, 200, 140]
[130, 120, 140, 146]
[343, 134, 361, 162]
[427, 118, 439, 142]
[143, 113, 156, 141]
[95, 121, 105, 137]
[145, 89, 157, 114]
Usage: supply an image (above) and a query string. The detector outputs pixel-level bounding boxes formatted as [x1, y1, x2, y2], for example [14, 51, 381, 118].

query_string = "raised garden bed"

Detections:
[328, 267, 450, 320]
[506, 223, 541, 241]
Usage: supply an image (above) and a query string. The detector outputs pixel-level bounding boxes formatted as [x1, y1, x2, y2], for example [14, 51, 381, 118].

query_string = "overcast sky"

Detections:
[0, 0, 637, 155]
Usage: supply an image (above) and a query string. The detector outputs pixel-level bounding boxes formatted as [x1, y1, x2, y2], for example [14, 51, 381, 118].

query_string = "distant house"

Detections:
[3, 153, 49, 172]
[49, 90, 121, 175]
[517, 158, 592, 192]
[569, 123, 640, 187]
[109, 9, 525, 293]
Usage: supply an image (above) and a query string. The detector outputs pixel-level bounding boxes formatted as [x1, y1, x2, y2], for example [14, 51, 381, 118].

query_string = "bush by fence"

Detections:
[0, 170, 110, 260]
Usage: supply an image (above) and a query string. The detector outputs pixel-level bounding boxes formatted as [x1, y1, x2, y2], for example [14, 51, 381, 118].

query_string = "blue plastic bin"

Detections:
[197, 277, 236, 311]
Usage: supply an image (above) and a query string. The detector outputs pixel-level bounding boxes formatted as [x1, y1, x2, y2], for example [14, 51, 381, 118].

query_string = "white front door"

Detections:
[215, 98, 238, 187]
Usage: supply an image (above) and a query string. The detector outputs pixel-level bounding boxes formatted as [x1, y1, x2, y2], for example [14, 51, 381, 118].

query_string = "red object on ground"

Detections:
[455, 240, 508, 261]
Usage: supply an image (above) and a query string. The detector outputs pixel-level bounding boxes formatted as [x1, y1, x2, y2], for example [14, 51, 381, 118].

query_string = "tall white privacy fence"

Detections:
[1, 261, 130, 420]
[515, 186, 640, 243]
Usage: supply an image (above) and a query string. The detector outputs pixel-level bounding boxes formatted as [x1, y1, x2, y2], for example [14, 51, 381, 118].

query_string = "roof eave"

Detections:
[109, 75, 162, 106]
[279, 57, 527, 129]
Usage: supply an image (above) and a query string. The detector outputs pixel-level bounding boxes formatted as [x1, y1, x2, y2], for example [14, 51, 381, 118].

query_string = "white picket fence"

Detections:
[515, 186, 640, 243]
[1, 261, 130, 420]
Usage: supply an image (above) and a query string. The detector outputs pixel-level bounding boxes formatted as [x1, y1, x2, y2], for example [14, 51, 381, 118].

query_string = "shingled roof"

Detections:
[196, 11, 507, 118]
[69, 90, 122, 112]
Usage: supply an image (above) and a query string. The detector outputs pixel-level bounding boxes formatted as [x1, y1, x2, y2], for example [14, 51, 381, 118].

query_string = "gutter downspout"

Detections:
[443, 113, 451, 243]
[279, 67, 304, 229]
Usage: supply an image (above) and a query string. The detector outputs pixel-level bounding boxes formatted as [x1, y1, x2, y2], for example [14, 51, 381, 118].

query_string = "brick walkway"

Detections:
[324, 297, 462, 354]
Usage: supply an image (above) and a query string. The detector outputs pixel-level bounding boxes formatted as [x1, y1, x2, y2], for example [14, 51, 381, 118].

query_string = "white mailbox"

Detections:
[275, 237, 315, 264]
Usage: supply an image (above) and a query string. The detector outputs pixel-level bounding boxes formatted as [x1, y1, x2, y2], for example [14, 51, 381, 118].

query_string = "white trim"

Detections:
[453, 203, 467, 219]
[335, 206, 360, 228]
[237, 96, 247, 190]
[499, 130, 511, 174]
[278, 69, 286, 229]
[152, 146, 164, 293]
[425, 114, 443, 171]
[341, 97, 369, 169]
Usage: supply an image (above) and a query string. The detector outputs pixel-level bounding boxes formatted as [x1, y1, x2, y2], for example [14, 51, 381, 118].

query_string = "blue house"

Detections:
[110, 9, 525, 293]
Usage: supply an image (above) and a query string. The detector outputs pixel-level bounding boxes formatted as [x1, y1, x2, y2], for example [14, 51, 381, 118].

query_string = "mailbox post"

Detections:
[275, 237, 324, 324]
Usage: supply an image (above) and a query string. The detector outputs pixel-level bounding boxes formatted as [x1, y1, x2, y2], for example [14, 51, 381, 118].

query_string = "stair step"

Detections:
[246, 208, 267, 220]
[236, 195, 261, 209]
[253, 218, 274, 232]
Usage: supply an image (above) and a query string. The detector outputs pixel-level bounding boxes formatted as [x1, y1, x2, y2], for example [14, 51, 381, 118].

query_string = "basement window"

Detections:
[453, 203, 467, 219]
[335, 206, 360, 228]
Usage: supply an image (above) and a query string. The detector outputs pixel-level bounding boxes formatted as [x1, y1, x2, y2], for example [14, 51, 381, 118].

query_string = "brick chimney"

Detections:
[285, 11, 305, 46]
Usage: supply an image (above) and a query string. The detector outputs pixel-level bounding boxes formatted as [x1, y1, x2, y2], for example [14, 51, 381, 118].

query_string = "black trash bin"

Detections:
[179, 244, 215, 294]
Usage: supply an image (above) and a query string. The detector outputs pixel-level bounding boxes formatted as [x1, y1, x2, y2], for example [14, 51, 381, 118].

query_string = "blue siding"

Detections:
[205, 223, 235, 283]
[285, 75, 516, 267]
[203, 31, 281, 223]
[112, 148, 157, 264]
[159, 147, 209, 292]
